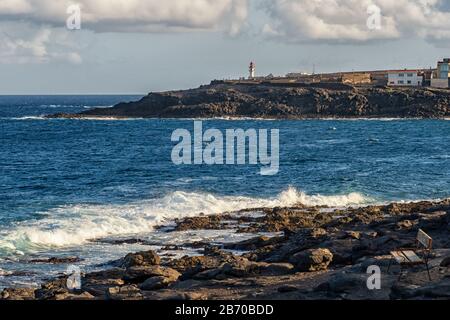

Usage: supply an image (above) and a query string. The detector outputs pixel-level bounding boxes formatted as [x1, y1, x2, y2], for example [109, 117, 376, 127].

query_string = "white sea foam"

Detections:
[0, 269, 13, 277]
[36, 104, 113, 109]
[5, 116, 445, 122]
[0, 188, 371, 253]
[4, 116, 143, 121]
[9, 116, 47, 120]
[317, 117, 414, 121]
[72, 117, 144, 121]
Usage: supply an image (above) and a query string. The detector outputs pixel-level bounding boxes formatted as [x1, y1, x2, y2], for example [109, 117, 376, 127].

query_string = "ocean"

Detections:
[1, 95, 449, 288]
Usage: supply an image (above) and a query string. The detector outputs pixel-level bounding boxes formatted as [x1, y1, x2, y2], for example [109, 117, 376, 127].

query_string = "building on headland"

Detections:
[285, 72, 312, 78]
[387, 70, 423, 87]
[213, 59, 448, 89]
[285, 71, 371, 85]
[421, 69, 434, 87]
[437, 58, 450, 79]
[341, 73, 372, 85]
[249, 62, 255, 80]
[431, 78, 449, 88]
[431, 58, 450, 88]
[369, 70, 389, 86]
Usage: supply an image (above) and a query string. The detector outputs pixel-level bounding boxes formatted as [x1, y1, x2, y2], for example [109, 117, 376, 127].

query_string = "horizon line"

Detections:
[0, 93, 147, 96]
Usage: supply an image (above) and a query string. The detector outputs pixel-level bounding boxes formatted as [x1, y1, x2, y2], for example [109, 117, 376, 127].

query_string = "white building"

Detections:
[437, 58, 450, 80]
[286, 72, 312, 78]
[249, 62, 255, 80]
[431, 58, 449, 88]
[431, 78, 449, 89]
[388, 70, 423, 87]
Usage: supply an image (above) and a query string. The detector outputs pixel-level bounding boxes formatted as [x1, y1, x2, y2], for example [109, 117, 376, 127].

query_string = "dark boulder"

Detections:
[120, 250, 161, 268]
[124, 266, 181, 283]
[289, 248, 333, 272]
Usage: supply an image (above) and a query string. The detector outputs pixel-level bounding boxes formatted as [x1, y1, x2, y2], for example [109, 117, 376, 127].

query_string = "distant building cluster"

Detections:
[218, 59, 450, 89]
[430, 58, 450, 88]
[386, 59, 450, 88]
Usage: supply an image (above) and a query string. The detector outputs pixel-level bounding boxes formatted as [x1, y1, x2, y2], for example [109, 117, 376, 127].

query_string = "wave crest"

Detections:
[0, 188, 370, 254]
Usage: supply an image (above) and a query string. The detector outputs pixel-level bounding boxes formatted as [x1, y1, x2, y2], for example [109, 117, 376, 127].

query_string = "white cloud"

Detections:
[0, 0, 249, 34]
[260, 0, 450, 43]
[0, 0, 249, 64]
[2, 0, 450, 65]
[0, 0, 31, 14]
[0, 23, 82, 64]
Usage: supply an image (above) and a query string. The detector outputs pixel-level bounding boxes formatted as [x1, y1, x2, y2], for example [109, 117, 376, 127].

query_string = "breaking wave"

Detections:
[7, 116, 47, 120]
[0, 187, 371, 255]
[4, 116, 143, 121]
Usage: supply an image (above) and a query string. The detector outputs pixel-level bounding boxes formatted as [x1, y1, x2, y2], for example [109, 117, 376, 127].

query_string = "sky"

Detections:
[0, 0, 450, 94]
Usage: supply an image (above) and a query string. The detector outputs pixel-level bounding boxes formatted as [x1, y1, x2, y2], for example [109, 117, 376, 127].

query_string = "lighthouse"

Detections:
[249, 61, 255, 80]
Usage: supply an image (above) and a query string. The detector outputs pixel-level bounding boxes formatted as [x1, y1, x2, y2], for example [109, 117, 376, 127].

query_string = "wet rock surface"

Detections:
[2, 199, 450, 300]
[173, 215, 234, 231]
[29, 256, 83, 264]
[1, 287, 36, 300]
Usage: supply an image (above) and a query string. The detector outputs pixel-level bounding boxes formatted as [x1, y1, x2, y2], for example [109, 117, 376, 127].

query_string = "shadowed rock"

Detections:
[106, 285, 143, 300]
[46, 83, 450, 120]
[1, 288, 36, 300]
[3, 199, 450, 301]
[124, 266, 181, 283]
[140, 276, 176, 291]
[289, 248, 333, 272]
[29, 256, 83, 264]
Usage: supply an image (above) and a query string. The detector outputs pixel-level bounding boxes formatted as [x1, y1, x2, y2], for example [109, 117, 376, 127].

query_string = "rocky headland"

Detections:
[2, 200, 449, 300]
[47, 83, 450, 120]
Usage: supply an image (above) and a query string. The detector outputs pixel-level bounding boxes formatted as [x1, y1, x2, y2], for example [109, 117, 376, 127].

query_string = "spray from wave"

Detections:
[0, 187, 370, 255]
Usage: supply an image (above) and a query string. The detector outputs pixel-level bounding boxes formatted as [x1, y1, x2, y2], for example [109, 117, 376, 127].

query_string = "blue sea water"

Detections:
[0, 95, 449, 287]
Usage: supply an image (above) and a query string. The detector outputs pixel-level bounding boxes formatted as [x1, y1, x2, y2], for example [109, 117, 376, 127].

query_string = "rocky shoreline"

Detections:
[2, 200, 449, 300]
[46, 83, 450, 120]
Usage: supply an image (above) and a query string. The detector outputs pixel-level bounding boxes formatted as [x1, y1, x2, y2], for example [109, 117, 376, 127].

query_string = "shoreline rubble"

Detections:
[1, 200, 449, 300]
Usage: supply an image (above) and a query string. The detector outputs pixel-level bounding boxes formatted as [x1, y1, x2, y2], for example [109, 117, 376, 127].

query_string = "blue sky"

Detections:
[1, 0, 450, 94]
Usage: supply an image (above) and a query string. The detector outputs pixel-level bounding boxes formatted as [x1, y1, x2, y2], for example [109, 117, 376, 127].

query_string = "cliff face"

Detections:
[48, 84, 450, 119]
